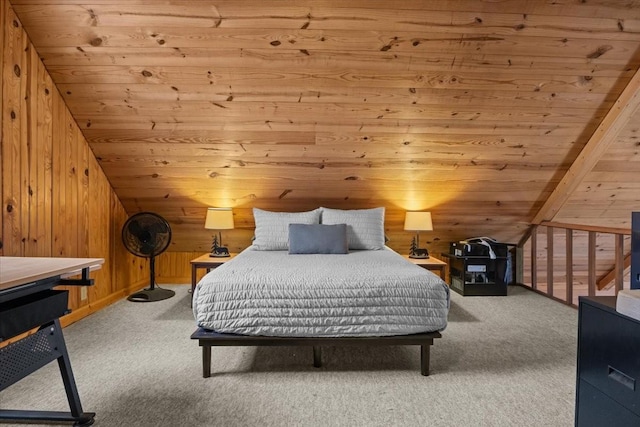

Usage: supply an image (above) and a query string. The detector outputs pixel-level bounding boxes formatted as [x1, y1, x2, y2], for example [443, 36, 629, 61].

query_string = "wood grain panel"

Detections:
[559, 106, 640, 228]
[35, 55, 53, 256]
[57, 83, 616, 111]
[11, 4, 640, 41]
[2, 4, 27, 256]
[39, 48, 639, 79]
[65, 100, 606, 124]
[101, 167, 563, 182]
[7, 1, 640, 21]
[1, 5, 145, 326]
[45, 66, 625, 95]
[87, 144, 579, 163]
[83, 129, 576, 149]
[19, 25, 640, 61]
[25, 45, 38, 256]
[72, 115, 599, 137]
[98, 149, 573, 167]
[154, 251, 202, 284]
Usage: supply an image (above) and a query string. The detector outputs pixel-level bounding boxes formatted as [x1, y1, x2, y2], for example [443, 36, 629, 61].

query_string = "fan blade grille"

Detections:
[122, 212, 172, 258]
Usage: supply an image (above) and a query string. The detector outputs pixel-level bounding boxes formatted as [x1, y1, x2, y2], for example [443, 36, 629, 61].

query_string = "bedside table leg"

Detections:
[191, 264, 197, 307]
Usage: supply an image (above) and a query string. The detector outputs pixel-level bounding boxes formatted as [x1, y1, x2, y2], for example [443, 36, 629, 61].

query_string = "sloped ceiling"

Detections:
[10, 0, 640, 253]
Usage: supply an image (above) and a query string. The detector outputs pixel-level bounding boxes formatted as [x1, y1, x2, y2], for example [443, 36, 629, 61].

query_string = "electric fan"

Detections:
[122, 212, 174, 302]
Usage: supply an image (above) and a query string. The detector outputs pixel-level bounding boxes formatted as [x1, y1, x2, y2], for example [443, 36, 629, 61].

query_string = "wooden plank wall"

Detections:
[6, 1, 640, 289]
[16, 0, 640, 262]
[155, 251, 204, 284]
[1, 3, 148, 324]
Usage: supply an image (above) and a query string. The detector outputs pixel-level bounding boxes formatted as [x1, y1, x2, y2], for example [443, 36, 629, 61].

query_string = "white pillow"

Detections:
[320, 207, 385, 250]
[252, 208, 321, 250]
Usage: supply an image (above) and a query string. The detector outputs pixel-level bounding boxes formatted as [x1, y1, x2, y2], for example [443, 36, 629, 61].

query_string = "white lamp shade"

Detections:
[404, 211, 433, 231]
[204, 207, 234, 230]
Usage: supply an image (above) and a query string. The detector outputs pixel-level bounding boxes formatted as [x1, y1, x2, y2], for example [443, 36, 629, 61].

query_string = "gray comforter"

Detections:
[193, 247, 449, 337]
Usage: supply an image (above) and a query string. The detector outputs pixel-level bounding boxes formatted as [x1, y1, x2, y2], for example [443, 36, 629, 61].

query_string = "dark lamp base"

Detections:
[209, 253, 230, 258]
[409, 254, 430, 259]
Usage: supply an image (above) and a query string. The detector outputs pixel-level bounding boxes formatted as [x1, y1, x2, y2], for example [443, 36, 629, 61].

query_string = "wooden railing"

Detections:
[516, 221, 631, 307]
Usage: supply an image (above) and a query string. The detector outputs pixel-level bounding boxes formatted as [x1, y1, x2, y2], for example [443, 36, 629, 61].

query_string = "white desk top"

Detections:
[0, 257, 104, 291]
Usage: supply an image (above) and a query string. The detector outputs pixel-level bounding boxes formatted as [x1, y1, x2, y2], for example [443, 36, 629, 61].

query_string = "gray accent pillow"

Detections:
[320, 207, 385, 250]
[288, 223, 349, 254]
[252, 208, 321, 250]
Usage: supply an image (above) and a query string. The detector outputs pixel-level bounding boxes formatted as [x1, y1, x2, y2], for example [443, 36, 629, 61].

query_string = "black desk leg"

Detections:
[0, 319, 95, 426]
[54, 319, 95, 425]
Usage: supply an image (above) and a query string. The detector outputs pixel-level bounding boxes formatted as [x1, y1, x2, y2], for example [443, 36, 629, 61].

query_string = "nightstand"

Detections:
[190, 253, 237, 304]
[402, 255, 447, 280]
[440, 253, 508, 296]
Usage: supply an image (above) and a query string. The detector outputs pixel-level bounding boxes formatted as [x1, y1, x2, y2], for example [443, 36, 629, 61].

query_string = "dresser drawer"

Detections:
[577, 380, 640, 427]
[578, 303, 640, 416]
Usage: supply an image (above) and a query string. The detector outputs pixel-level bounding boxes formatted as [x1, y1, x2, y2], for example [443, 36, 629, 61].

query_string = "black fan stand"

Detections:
[127, 254, 175, 302]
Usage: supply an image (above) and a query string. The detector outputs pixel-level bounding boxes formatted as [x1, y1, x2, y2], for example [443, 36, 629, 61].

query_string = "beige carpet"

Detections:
[1, 285, 577, 426]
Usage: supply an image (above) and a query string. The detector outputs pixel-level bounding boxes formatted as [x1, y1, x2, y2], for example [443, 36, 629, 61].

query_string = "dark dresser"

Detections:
[576, 296, 640, 426]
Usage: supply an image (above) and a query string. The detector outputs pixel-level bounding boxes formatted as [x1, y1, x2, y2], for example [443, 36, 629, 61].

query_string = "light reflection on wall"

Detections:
[377, 137, 465, 212]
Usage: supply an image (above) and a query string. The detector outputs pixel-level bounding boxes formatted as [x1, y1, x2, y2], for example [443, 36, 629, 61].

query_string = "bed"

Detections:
[191, 207, 450, 376]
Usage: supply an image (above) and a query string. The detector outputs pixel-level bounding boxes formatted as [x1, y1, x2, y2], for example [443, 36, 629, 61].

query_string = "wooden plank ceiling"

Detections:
[9, 0, 640, 254]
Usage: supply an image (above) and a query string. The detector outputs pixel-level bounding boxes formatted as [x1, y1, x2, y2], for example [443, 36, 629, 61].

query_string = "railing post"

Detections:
[588, 231, 596, 297]
[547, 226, 554, 297]
[516, 246, 524, 285]
[531, 225, 538, 290]
[566, 229, 573, 305]
[615, 234, 624, 293]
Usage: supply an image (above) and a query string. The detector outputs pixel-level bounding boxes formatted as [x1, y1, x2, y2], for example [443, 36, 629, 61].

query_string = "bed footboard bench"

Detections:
[190, 328, 442, 377]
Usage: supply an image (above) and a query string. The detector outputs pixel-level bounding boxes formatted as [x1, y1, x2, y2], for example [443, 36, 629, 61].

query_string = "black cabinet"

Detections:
[441, 253, 508, 296]
[576, 296, 640, 426]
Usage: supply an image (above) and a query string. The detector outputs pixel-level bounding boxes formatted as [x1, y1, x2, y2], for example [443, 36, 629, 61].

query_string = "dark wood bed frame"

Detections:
[191, 328, 442, 376]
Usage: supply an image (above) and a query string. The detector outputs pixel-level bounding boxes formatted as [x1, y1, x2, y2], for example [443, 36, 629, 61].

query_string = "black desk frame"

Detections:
[0, 267, 95, 427]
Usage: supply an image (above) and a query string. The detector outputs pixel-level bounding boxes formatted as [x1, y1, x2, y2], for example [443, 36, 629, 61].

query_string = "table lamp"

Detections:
[404, 211, 433, 259]
[204, 207, 234, 257]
